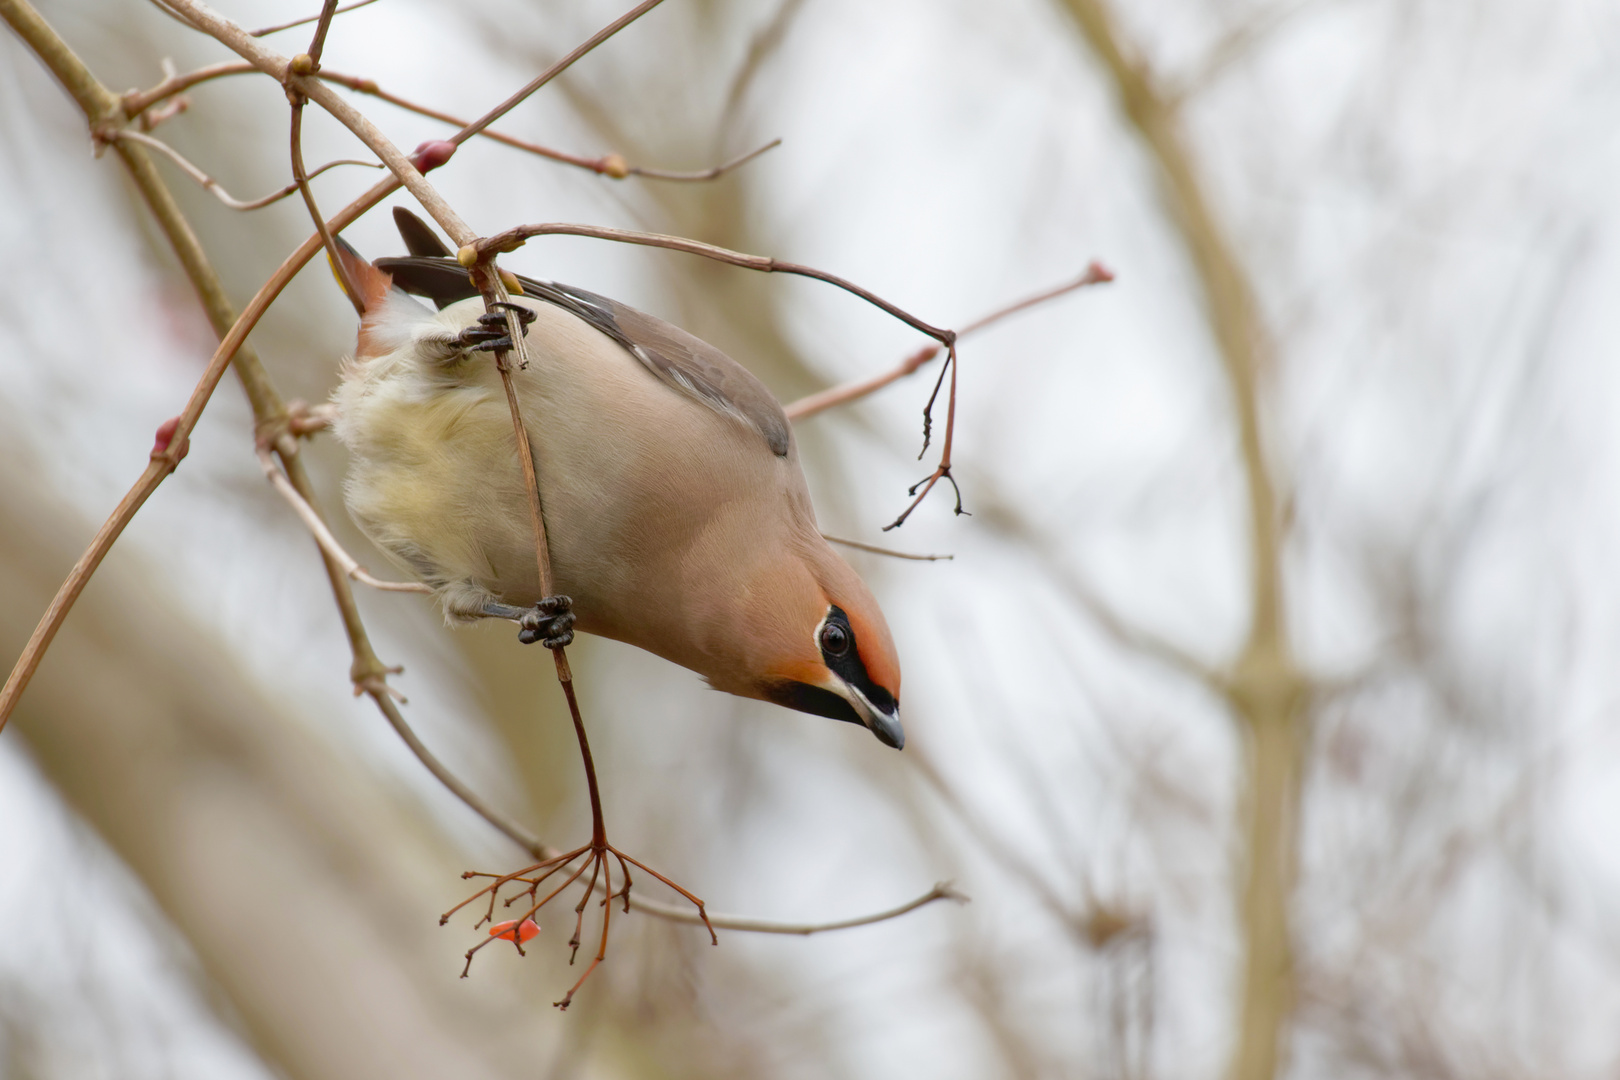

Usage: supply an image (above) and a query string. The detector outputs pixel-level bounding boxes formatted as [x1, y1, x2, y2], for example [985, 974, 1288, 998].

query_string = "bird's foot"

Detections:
[517, 595, 574, 649]
[455, 302, 535, 353]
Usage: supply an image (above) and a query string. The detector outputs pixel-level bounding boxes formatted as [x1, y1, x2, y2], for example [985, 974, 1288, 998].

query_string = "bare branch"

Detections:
[106, 128, 380, 210]
[121, 59, 253, 117]
[785, 262, 1112, 421]
[284, 17, 362, 315]
[629, 137, 782, 181]
[629, 881, 968, 935]
[785, 343, 940, 421]
[255, 445, 431, 595]
[249, 0, 380, 38]
[319, 68, 779, 182]
[161, 0, 670, 253]
[437, 0, 668, 150]
[823, 534, 954, 562]
[300, 0, 340, 64]
[480, 221, 954, 344]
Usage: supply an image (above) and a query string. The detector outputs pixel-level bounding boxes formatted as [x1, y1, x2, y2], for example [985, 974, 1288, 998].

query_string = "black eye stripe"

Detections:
[818, 605, 897, 715]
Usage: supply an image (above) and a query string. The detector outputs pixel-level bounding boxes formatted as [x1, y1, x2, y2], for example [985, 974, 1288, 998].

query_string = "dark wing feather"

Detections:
[376, 249, 793, 458]
[393, 206, 454, 259]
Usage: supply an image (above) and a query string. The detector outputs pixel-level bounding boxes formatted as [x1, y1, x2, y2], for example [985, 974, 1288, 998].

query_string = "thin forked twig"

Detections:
[783, 262, 1114, 533]
[105, 128, 380, 211]
[249, 0, 380, 37]
[785, 263, 1114, 524]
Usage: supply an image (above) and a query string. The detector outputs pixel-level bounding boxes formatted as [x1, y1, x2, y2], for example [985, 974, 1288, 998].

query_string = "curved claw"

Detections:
[517, 595, 575, 649]
[456, 303, 536, 353]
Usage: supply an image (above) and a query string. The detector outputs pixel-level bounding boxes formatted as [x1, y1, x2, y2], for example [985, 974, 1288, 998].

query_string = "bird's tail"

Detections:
[327, 235, 395, 316]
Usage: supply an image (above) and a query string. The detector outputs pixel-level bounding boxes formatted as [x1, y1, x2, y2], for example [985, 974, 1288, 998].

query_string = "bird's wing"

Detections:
[375, 253, 793, 458]
[522, 279, 792, 459]
[392, 206, 454, 259]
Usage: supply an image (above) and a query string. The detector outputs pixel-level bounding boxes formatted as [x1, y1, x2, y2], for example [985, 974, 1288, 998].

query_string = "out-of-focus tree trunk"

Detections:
[1053, 3, 1311, 1078]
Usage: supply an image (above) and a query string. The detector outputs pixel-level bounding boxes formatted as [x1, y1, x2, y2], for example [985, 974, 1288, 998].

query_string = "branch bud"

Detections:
[151, 416, 190, 463]
[409, 140, 457, 174]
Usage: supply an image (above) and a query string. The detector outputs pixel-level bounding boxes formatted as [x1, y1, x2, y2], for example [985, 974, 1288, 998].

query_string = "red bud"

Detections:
[152, 416, 190, 462]
[410, 140, 457, 174]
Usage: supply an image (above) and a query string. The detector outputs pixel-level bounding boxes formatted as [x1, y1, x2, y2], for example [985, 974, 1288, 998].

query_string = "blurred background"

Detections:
[5, 0, 1620, 1076]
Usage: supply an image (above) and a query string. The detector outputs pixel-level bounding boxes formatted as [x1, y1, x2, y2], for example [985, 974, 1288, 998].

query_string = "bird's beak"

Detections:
[846, 683, 904, 750]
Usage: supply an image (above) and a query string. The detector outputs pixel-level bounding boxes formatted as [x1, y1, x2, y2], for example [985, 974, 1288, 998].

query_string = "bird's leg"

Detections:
[454, 301, 536, 353]
[479, 596, 575, 649]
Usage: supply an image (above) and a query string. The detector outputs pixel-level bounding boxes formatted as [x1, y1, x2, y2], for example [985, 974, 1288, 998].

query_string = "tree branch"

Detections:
[107, 127, 380, 211]
[785, 261, 1112, 421]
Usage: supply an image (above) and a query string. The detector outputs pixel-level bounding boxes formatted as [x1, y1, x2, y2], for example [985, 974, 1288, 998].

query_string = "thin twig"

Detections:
[961, 261, 1115, 335]
[628, 138, 782, 181]
[166, 0, 726, 987]
[121, 59, 253, 117]
[255, 445, 431, 595]
[105, 128, 380, 211]
[288, 2, 360, 312]
[883, 338, 960, 531]
[249, 0, 379, 37]
[427, 0, 667, 153]
[784, 343, 940, 421]
[319, 67, 779, 183]
[158, 0, 467, 245]
[124, 60, 777, 183]
[628, 881, 968, 934]
[161, 0, 669, 251]
[479, 222, 954, 345]
[301, 0, 339, 65]
[823, 534, 953, 562]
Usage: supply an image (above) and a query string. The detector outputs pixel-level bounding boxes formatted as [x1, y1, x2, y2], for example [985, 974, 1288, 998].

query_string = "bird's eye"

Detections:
[820, 621, 850, 657]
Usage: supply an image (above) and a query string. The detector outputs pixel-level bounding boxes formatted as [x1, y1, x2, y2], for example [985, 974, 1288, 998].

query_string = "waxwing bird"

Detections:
[327, 209, 904, 749]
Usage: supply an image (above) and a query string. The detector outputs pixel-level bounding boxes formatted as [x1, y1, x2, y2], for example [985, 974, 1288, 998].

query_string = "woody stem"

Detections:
[555, 653, 608, 850]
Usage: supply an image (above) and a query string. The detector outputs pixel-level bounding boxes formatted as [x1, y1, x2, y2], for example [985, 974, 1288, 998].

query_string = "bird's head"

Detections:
[752, 553, 904, 750]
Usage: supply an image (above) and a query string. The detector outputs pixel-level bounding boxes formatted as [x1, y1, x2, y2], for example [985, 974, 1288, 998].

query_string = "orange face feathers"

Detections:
[753, 567, 904, 749]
